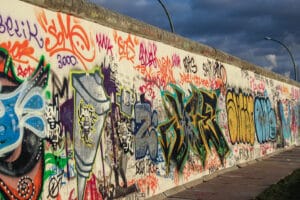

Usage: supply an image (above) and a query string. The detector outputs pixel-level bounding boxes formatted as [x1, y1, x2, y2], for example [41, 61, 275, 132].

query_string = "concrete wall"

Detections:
[0, 0, 299, 199]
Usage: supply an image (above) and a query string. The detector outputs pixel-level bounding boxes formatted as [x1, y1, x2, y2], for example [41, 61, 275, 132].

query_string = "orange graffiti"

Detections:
[113, 30, 139, 63]
[157, 56, 176, 87]
[134, 55, 176, 99]
[276, 85, 290, 96]
[134, 55, 176, 98]
[180, 72, 210, 88]
[135, 175, 159, 195]
[182, 160, 203, 182]
[0, 40, 38, 64]
[36, 9, 95, 70]
[0, 40, 39, 78]
[134, 64, 152, 78]
[56, 193, 62, 200]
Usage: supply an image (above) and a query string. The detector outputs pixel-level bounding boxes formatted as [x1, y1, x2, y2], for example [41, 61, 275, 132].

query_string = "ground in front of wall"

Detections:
[255, 168, 300, 200]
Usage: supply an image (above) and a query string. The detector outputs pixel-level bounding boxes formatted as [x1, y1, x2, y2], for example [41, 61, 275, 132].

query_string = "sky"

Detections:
[88, 0, 300, 81]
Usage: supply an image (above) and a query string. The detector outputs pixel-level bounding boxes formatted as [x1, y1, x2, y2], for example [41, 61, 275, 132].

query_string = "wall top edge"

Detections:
[20, 0, 300, 87]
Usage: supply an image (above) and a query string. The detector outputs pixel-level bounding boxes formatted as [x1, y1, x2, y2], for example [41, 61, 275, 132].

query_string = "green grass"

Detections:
[256, 168, 300, 200]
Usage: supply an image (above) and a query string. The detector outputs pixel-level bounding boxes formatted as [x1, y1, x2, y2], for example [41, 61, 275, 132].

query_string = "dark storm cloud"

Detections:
[88, 0, 300, 81]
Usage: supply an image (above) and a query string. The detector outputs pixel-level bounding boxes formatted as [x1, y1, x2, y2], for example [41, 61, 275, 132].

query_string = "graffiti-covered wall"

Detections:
[0, 0, 299, 199]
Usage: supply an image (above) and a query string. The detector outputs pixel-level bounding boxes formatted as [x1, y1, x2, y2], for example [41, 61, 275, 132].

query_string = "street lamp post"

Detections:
[264, 36, 297, 81]
[157, 0, 174, 33]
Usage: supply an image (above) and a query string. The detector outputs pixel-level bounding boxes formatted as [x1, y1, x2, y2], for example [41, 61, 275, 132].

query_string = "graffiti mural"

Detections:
[71, 68, 110, 200]
[254, 95, 277, 143]
[158, 84, 229, 173]
[0, 1, 299, 199]
[35, 9, 96, 70]
[277, 100, 292, 143]
[0, 47, 49, 199]
[133, 94, 158, 161]
[226, 89, 255, 145]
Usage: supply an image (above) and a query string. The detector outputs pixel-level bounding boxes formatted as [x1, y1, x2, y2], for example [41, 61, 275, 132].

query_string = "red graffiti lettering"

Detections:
[68, 188, 77, 200]
[17, 64, 35, 78]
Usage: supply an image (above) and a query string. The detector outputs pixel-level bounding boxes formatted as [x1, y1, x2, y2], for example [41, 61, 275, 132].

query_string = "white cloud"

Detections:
[136, 0, 149, 6]
[283, 71, 291, 78]
[265, 54, 277, 67]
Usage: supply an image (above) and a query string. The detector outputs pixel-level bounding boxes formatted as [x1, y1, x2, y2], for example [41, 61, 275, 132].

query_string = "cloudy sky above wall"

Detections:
[88, 0, 300, 81]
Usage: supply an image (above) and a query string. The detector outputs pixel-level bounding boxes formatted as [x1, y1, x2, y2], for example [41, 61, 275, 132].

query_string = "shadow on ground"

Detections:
[256, 168, 300, 200]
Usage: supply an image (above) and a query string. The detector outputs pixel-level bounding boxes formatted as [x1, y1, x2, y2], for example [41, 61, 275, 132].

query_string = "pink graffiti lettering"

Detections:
[139, 42, 157, 67]
[96, 33, 113, 56]
[172, 53, 180, 67]
[291, 87, 300, 99]
[260, 143, 272, 156]
[139, 82, 156, 99]
[291, 108, 298, 134]
[250, 78, 266, 93]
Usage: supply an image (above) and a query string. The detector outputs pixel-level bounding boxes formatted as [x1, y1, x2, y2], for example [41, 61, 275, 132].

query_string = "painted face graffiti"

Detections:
[0, 46, 49, 199]
[0, 82, 46, 198]
[0, 89, 20, 157]
[0, 81, 46, 158]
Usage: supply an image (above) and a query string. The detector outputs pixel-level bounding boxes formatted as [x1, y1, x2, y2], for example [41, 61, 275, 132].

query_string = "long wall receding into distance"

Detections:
[0, 0, 299, 199]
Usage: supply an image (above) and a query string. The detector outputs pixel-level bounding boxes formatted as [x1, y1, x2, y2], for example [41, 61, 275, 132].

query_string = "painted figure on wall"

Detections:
[0, 48, 49, 199]
[71, 68, 110, 200]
